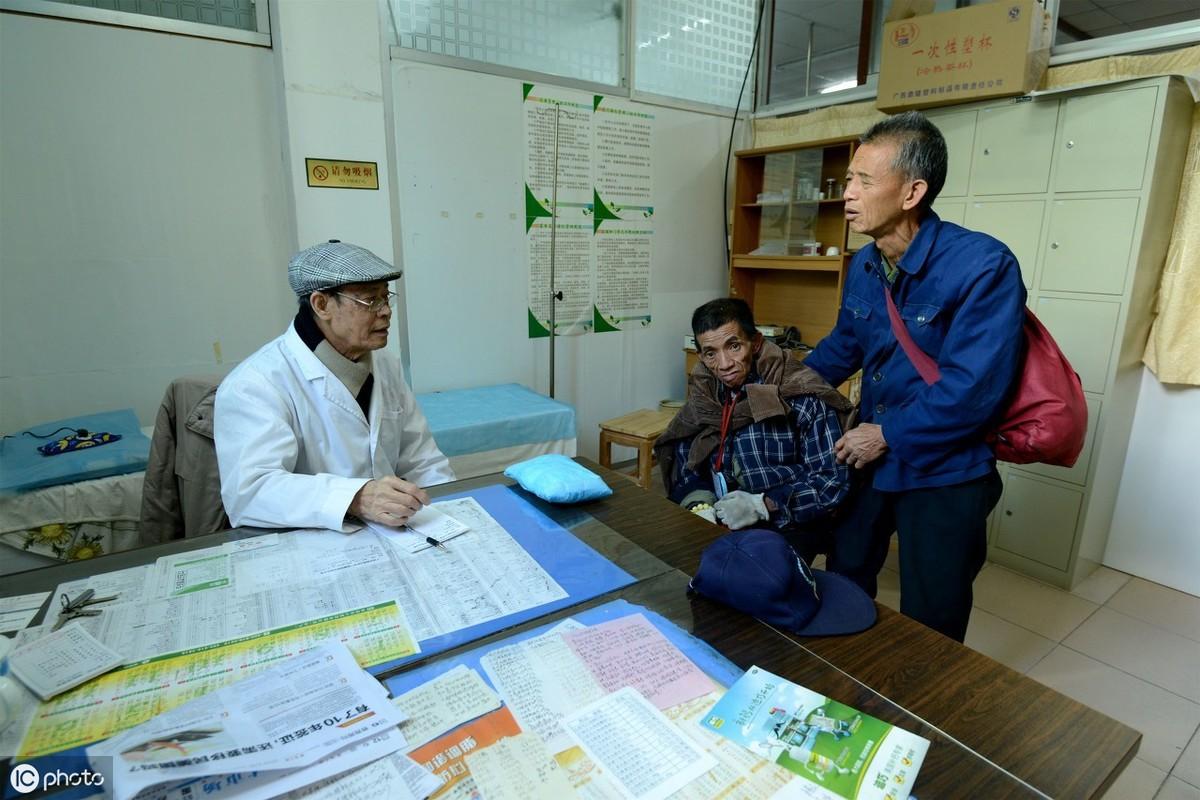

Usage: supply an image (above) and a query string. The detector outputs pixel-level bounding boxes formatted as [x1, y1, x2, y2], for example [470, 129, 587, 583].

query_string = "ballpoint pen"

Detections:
[425, 536, 448, 551]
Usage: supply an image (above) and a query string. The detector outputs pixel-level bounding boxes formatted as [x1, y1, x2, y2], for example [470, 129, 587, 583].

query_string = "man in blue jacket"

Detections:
[804, 111, 1026, 642]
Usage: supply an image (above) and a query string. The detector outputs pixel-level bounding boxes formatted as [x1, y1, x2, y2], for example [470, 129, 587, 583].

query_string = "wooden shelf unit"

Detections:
[730, 137, 858, 347]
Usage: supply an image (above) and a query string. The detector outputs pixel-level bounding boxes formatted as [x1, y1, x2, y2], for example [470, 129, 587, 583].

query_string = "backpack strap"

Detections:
[884, 290, 941, 386]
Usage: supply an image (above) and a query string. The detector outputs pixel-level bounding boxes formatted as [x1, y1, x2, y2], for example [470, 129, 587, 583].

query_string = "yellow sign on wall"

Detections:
[306, 158, 379, 190]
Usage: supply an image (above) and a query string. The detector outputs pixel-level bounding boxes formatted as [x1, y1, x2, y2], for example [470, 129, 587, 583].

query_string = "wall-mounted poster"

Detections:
[524, 84, 654, 338]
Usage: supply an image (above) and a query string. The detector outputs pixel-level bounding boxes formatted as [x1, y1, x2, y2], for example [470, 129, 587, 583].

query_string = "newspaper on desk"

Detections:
[87, 643, 409, 800]
[13, 496, 567, 759]
[25, 497, 565, 661]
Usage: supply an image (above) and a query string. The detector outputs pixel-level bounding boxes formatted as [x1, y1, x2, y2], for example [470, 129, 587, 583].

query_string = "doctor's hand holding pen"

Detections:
[348, 476, 430, 526]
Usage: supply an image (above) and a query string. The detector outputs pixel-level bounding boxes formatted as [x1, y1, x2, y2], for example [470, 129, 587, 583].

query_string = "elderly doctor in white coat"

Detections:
[215, 240, 454, 531]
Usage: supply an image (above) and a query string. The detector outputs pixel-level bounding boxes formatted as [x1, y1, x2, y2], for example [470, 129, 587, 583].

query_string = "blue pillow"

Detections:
[504, 455, 613, 504]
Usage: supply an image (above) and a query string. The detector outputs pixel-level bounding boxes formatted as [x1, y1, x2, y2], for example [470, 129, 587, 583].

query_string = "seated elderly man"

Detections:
[215, 240, 454, 531]
[655, 298, 851, 561]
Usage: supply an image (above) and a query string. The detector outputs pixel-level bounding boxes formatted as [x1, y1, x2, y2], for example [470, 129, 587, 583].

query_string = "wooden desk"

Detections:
[576, 458, 1140, 800]
[379, 569, 1044, 798]
[1, 464, 1137, 799]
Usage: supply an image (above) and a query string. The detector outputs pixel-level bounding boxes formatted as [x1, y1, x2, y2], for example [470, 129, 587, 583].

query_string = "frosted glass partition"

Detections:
[49, 0, 257, 30]
[390, 0, 623, 87]
[634, 0, 756, 108]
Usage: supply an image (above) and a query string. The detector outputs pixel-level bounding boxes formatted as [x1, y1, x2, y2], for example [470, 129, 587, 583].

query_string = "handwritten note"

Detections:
[9, 622, 123, 700]
[563, 613, 716, 710]
[284, 753, 443, 800]
[664, 692, 796, 800]
[480, 620, 604, 752]
[464, 732, 578, 799]
[561, 687, 717, 800]
[391, 665, 501, 752]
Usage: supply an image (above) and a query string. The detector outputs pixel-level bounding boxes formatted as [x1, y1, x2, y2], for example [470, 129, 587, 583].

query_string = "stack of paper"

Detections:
[367, 504, 470, 553]
[86, 643, 423, 800]
[8, 622, 123, 701]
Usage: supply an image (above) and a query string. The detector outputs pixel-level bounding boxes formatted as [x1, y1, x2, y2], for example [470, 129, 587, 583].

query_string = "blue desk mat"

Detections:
[0, 409, 150, 494]
[385, 598, 744, 699]
[366, 483, 635, 675]
[2, 484, 634, 796]
[416, 384, 575, 456]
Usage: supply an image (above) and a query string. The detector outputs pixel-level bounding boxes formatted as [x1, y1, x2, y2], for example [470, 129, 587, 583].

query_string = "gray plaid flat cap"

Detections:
[288, 240, 403, 296]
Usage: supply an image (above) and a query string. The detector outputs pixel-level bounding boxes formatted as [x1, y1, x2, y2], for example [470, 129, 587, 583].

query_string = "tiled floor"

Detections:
[958, 561, 1200, 800]
[637, 462, 1200, 799]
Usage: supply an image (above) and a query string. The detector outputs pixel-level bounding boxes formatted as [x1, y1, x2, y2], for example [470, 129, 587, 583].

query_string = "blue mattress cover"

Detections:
[0, 409, 151, 494]
[416, 383, 575, 456]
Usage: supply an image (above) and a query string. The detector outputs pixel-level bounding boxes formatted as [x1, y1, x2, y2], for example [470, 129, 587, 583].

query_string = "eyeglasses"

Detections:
[335, 291, 397, 314]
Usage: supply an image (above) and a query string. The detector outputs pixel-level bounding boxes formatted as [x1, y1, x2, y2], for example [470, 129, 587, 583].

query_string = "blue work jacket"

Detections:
[804, 210, 1027, 491]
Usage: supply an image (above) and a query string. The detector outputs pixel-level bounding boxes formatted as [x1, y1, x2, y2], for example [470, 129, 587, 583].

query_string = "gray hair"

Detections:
[860, 111, 948, 210]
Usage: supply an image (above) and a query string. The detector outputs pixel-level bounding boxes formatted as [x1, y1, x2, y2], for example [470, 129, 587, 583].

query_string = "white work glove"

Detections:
[714, 491, 770, 530]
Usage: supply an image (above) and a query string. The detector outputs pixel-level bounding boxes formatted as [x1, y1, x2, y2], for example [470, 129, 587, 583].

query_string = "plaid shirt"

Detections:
[669, 381, 849, 527]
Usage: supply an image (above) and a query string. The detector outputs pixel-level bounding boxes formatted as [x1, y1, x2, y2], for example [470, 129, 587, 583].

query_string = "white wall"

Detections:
[0, 13, 294, 431]
[271, 0, 409, 361]
[391, 63, 733, 459]
[1105, 369, 1200, 596]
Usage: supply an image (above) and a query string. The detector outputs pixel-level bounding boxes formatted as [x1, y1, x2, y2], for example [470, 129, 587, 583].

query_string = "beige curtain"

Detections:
[752, 45, 1200, 384]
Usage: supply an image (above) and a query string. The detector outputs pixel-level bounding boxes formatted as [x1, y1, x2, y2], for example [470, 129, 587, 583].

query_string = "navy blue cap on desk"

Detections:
[689, 529, 876, 636]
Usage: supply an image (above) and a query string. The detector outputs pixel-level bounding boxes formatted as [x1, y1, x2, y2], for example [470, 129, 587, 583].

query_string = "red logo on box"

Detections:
[892, 22, 919, 47]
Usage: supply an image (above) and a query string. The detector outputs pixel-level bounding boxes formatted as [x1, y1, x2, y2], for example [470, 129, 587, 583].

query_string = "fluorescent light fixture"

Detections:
[820, 79, 858, 94]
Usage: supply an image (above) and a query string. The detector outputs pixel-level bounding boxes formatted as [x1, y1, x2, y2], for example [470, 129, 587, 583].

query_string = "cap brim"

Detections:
[791, 570, 877, 636]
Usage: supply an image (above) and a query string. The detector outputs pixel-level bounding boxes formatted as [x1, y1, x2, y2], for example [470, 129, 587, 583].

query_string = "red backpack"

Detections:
[884, 293, 1087, 467]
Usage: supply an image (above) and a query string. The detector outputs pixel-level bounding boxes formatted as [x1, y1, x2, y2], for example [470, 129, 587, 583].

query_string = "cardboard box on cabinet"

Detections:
[877, 0, 1051, 113]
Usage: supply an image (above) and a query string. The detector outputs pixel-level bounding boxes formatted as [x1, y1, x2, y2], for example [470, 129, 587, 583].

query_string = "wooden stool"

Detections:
[598, 409, 677, 489]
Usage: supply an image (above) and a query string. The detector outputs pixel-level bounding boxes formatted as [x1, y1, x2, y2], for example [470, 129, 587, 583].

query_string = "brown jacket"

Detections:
[655, 341, 853, 493]
[140, 376, 229, 544]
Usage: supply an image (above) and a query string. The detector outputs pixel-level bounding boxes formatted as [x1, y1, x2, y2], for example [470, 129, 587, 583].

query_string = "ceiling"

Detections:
[767, 0, 864, 102]
[1056, 0, 1200, 42]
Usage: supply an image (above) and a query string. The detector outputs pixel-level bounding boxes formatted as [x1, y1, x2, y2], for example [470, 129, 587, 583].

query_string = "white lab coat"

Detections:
[214, 325, 454, 530]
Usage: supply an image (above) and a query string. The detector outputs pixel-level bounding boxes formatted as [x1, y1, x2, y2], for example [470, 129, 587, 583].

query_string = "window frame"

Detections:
[386, 0, 749, 119]
[0, 0, 270, 46]
[753, 0, 1200, 119]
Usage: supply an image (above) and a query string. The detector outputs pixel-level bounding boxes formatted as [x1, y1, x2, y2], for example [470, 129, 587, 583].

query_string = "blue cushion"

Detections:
[504, 455, 612, 504]
[416, 384, 575, 456]
[0, 409, 150, 493]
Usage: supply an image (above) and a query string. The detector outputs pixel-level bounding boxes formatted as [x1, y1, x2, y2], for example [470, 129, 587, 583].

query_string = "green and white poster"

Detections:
[524, 84, 654, 338]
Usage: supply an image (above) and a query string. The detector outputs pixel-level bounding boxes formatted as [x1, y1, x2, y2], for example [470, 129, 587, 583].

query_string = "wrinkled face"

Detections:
[844, 141, 912, 241]
[317, 280, 393, 361]
[696, 321, 762, 390]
